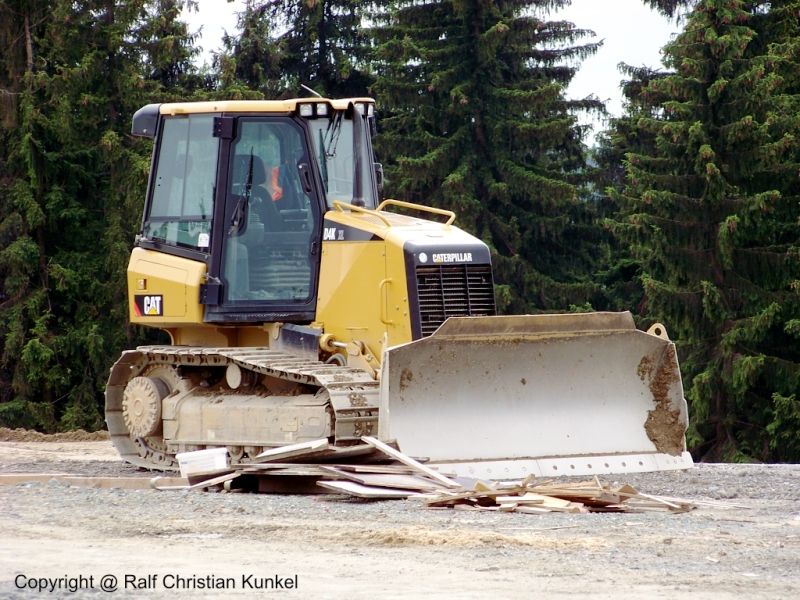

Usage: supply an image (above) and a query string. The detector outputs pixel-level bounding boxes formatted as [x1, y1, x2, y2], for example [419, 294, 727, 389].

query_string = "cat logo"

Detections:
[134, 294, 164, 317]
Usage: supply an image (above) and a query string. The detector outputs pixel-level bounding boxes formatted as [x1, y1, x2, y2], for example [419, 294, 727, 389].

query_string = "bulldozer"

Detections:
[106, 97, 692, 479]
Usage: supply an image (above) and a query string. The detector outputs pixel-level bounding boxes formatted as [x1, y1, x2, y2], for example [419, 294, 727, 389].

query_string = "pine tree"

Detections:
[217, 0, 285, 97]
[219, 0, 373, 98]
[643, 0, 695, 17]
[135, 0, 204, 91]
[612, 0, 800, 461]
[371, 0, 604, 313]
[593, 64, 673, 313]
[0, 0, 201, 430]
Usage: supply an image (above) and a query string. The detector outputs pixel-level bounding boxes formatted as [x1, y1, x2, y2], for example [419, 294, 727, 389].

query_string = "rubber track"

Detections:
[105, 346, 380, 471]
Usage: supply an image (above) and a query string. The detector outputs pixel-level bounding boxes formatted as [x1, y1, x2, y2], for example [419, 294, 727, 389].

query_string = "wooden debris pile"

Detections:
[153, 437, 697, 514]
[151, 435, 448, 495]
[424, 476, 696, 514]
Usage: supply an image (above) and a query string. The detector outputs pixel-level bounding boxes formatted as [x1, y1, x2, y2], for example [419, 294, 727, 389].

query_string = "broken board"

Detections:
[320, 467, 445, 492]
[317, 480, 419, 499]
[361, 436, 461, 489]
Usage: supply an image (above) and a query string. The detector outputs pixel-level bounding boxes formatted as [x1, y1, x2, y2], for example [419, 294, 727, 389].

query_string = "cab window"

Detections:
[143, 115, 218, 251]
[221, 118, 318, 304]
[308, 112, 377, 209]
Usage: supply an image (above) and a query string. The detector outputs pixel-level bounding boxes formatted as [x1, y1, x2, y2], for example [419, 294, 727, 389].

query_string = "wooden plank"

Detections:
[0, 474, 172, 490]
[151, 476, 193, 491]
[0, 473, 74, 485]
[321, 468, 445, 492]
[361, 436, 461, 489]
[496, 494, 545, 505]
[349, 473, 445, 492]
[188, 471, 240, 489]
[151, 472, 239, 491]
[524, 487, 624, 506]
[253, 438, 330, 462]
[187, 470, 236, 486]
[426, 486, 525, 503]
[645, 495, 727, 507]
[65, 476, 158, 490]
[426, 491, 497, 506]
[230, 462, 303, 470]
[515, 505, 554, 515]
[145, 476, 190, 490]
[239, 465, 332, 477]
[631, 492, 686, 510]
[327, 464, 417, 475]
[494, 492, 583, 510]
[233, 461, 356, 472]
[454, 477, 488, 490]
[244, 444, 386, 465]
[286, 444, 385, 463]
[316, 479, 418, 499]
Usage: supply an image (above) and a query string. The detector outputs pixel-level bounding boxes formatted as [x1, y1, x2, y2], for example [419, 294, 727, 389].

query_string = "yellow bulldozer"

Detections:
[106, 97, 692, 479]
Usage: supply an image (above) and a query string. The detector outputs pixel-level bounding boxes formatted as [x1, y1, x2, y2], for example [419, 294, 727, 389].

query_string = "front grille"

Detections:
[415, 264, 496, 337]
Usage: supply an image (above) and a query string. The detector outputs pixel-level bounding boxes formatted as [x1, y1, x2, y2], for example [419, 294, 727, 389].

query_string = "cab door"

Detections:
[204, 116, 323, 323]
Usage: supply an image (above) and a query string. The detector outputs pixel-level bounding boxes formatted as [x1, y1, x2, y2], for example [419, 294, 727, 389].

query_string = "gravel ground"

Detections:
[1, 441, 799, 599]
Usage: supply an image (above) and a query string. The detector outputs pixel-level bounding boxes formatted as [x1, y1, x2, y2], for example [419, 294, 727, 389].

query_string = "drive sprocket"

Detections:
[122, 376, 167, 438]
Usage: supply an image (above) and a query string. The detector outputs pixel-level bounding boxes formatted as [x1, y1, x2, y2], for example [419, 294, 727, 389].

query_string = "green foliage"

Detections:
[767, 394, 800, 461]
[371, 0, 606, 314]
[0, 0, 796, 465]
[611, 0, 800, 461]
[217, 0, 373, 97]
[0, 0, 199, 431]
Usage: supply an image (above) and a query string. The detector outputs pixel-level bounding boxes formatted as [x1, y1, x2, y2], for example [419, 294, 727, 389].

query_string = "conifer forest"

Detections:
[1, 0, 798, 462]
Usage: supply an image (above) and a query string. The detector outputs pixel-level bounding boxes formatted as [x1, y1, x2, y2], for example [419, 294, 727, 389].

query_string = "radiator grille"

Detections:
[415, 264, 496, 337]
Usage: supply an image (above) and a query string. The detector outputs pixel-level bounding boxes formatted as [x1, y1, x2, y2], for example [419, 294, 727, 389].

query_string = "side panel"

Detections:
[315, 224, 413, 354]
[127, 247, 206, 326]
[384, 237, 415, 343]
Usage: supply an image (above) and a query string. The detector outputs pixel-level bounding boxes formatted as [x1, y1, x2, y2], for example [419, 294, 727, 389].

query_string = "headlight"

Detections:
[298, 102, 331, 118]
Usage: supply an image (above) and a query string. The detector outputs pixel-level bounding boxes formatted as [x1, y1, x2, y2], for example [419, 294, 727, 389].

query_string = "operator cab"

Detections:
[131, 99, 380, 323]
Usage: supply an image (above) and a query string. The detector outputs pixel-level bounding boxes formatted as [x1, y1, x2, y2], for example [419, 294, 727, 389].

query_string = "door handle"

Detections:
[379, 278, 394, 325]
[298, 163, 314, 194]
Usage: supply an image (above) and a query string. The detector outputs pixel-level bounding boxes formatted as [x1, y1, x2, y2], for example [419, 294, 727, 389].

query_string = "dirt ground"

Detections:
[0, 439, 798, 599]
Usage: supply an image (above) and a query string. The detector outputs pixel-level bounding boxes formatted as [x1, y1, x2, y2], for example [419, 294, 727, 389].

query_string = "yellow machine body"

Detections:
[109, 97, 693, 478]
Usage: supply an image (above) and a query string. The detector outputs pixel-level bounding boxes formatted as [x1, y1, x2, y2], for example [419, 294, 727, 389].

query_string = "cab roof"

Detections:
[159, 98, 374, 115]
[132, 98, 375, 138]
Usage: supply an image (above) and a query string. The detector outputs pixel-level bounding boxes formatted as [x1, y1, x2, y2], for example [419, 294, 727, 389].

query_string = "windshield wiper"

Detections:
[323, 111, 343, 158]
[229, 149, 254, 235]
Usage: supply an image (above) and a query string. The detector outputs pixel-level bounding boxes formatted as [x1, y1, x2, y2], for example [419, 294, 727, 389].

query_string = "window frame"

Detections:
[204, 113, 326, 324]
[138, 114, 217, 262]
[307, 108, 380, 209]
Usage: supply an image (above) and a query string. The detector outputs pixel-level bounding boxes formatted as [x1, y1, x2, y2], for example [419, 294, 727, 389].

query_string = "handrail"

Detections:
[332, 201, 392, 227]
[332, 199, 457, 227]
[377, 198, 456, 225]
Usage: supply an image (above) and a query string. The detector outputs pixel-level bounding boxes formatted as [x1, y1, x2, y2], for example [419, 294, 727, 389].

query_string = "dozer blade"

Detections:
[379, 312, 692, 479]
